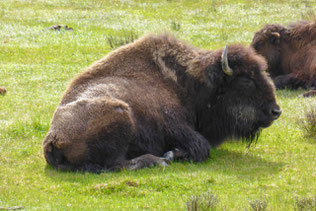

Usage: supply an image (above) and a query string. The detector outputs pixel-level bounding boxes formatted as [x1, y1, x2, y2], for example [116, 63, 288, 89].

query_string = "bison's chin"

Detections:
[235, 115, 277, 146]
[258, 120, 274, 128]
[256, 109, 279, 129]
[229, 104, 278, 146]
[233, 122, 262, 146]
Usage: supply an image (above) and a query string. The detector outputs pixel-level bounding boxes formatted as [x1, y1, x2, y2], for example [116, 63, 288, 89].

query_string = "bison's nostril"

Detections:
[271, 109, 282, 119]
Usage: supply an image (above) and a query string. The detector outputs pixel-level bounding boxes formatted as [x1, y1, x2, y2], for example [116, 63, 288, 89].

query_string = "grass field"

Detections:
[0, 0, 315, 210]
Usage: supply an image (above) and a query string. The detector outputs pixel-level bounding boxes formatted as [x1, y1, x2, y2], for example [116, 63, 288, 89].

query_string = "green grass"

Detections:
[0, 0, 315, 210]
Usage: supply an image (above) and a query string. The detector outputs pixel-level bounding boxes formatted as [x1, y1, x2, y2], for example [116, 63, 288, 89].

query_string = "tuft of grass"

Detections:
[106, 31, 139, 49]
[301, 1, 316, 20]
[302, 104, 316, 140]
[295, 196, 316, 211]
[249, 199, 268, 211]
[186, 192, 218, 211]
[210, 0, 217, 12]
[171, 20, 181, 31]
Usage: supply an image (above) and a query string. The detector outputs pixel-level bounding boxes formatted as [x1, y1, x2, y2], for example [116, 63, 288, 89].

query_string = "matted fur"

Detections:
[43, 34, 280, 173]
[251, 20, 316, 91]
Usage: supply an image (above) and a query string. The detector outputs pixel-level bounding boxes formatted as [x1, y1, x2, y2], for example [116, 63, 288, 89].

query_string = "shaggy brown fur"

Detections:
[43, 34, 280, 173]
[251, 20, 316, 93]
[0, 87, 6, 95]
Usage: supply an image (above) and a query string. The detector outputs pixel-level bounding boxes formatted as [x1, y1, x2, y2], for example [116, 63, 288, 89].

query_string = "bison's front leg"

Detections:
[274, 74, 306, 89]
[111, 125, 210, 171]
[164, 125, 211, 162]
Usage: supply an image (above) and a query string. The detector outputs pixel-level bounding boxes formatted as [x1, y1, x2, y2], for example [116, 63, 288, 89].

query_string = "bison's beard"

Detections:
[235, 123, 262, 147]
[201, 104, 264, 147]
[229, 105, 264, 147]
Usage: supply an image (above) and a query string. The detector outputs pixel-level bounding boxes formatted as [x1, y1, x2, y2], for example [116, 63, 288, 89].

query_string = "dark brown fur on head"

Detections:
[251, 20, 316, 91]
[43, 34, 280, 173]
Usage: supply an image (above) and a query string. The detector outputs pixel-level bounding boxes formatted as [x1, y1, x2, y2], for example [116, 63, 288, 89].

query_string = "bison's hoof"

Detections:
[162, 151, 174, 161]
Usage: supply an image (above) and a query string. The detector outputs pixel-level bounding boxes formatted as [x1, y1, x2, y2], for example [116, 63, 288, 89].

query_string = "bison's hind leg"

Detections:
[43, 97, 136, 173]
[56, 163, 104, 174]
[43, 134, 98, 172]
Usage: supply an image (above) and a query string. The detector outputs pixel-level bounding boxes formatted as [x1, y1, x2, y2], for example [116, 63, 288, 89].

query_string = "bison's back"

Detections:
[289, 44, 316, 81]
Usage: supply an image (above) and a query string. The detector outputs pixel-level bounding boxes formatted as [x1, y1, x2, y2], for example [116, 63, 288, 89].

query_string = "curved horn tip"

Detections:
[221, 45, 233, 76]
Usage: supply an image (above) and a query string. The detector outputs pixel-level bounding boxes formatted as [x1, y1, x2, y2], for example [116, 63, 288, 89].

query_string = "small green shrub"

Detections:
[295, 197, 316, 211]
[302, 105, 316, 140]
[186, 192, 218, 211]
[106, 31, 138, 49]
[301, 1, 316, 20]
[171, 21, 181, 31]
[249, 199, 268, 211]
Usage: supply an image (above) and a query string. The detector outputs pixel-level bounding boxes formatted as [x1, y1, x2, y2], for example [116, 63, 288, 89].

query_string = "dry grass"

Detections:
[302, 105, 316, 140]
[186, 193, 218, 211]
[106, 31, 139, 49]
[249, 199, 268, 211]
[295, 196, 316, 211]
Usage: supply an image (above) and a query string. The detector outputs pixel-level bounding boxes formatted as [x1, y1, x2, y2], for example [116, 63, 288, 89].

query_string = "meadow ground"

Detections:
[0, 0, 315, 210]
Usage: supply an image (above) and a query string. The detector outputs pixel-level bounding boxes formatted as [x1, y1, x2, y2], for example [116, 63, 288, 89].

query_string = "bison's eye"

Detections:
[253, 41, 264, 49]
[236, 77, 256, 91]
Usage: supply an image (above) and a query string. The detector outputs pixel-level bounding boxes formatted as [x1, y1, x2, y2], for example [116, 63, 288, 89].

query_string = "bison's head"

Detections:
[199, 45, 281, 146]
[250, 24, 287, 77]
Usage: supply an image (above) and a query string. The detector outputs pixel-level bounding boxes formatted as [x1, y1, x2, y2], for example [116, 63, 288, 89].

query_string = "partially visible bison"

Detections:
[0, 87, 6, 95]
[43, 34, 281, 173]
[251, 20, 316, 91]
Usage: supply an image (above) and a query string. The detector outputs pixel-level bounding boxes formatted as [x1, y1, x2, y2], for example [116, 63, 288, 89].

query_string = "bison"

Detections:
[43, 34, 281, 173]
[251, 20, 316, 91]
[0, 87, 6, 95]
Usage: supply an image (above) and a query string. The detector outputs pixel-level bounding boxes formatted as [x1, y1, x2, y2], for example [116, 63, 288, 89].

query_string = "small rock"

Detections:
[64, 25, 73, 31]
[48, 25, 73, 31]
[49, 25, 62, 31]
[0, 86, 6, 95]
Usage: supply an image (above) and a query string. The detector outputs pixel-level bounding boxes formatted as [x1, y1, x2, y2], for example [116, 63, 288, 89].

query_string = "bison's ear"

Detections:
[263, 29, 280, 44]
[269, 32, 280, 44]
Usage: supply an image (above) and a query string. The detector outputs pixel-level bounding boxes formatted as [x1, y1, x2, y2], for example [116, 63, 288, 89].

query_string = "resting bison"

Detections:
[43, 34, 281, 173]
[0, 86, 6, 95]
[251, 20, 316, 91]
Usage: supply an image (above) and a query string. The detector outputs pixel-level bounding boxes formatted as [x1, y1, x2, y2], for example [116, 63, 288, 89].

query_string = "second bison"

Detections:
[251, 20, 316, 90]
[43, 34, 281, 173]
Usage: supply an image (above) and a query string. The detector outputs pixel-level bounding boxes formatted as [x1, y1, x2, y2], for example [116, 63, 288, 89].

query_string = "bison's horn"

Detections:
[221, 45, 233, 76]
